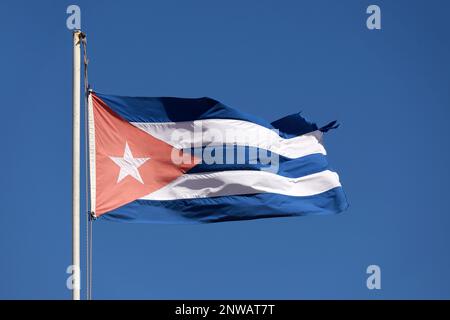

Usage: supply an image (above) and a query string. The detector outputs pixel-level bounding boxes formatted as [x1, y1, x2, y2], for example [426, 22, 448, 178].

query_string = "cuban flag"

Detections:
[87, 92, 348, 223]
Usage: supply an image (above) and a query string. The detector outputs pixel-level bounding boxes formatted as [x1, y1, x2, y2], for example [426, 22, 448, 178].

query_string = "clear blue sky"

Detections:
[1, 0, 449, 299]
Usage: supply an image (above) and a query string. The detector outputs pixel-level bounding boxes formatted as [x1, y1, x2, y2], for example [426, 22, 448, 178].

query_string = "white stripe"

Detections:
[140, 170, 341, 200]
[131, 119, 325, 159]
[87, 94, 96, 215]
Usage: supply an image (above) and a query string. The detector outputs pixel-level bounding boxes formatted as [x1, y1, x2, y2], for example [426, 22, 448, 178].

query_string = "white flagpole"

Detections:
[72, 30, 81, 301]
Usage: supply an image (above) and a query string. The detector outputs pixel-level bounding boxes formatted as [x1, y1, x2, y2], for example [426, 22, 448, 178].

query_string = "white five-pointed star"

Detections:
[109, 142, 150, 184]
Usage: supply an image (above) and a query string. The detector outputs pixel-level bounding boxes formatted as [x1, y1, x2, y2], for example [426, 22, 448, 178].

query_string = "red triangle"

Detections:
[91, 94, 199, 216]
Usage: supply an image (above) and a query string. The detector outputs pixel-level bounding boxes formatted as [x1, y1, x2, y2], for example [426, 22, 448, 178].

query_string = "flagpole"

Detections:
[72, 30, 81, 301]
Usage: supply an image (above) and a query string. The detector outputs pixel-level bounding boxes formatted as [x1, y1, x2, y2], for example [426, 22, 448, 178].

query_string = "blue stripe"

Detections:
[99, 188, 348, 224]
[187, 148, 329, 178]
[93, 92, 324, 138]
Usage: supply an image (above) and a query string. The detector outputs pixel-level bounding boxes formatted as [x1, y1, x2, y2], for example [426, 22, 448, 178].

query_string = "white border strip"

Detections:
[140, 169, 341, 201]
[132, 119, 325, 159]
[87, 93, 96, 215]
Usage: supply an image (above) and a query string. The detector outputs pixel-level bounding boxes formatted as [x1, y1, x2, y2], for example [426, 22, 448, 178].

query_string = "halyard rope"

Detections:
[80, 32, 93, 300]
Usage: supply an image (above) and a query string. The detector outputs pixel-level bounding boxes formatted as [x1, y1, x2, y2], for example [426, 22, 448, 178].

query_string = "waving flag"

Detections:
[87, 92, 348, 223]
